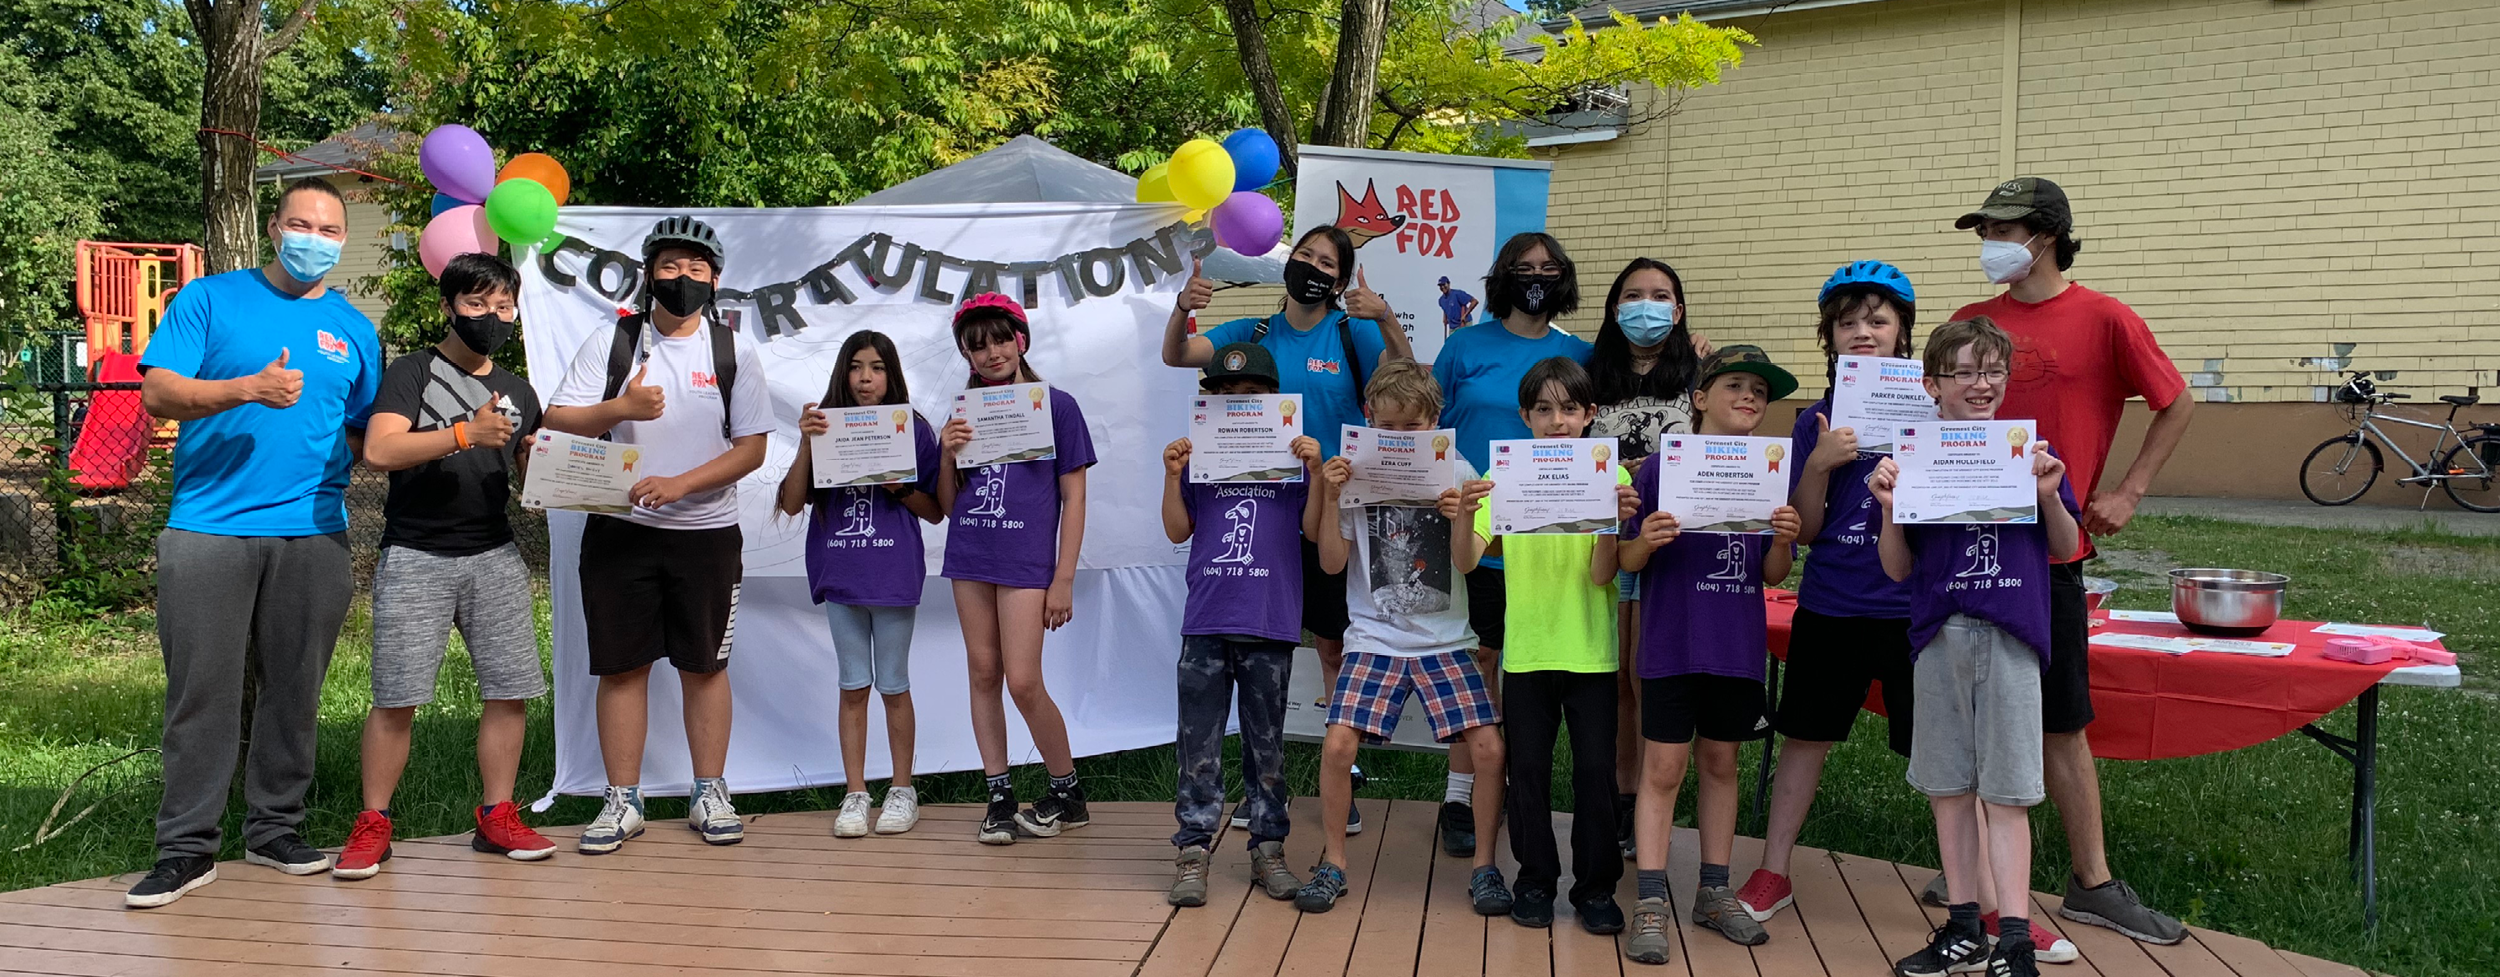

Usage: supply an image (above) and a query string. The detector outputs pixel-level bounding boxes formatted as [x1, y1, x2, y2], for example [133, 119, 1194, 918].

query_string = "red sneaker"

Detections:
[1984, 911, 2079, 964]
[332, 810, 392, 881]
[1737, 868, 1794, 921]
[473, 801, 557, 861]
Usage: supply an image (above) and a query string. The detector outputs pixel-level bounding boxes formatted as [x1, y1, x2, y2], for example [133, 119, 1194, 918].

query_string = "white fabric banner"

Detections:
[518, 203, 1203, 800]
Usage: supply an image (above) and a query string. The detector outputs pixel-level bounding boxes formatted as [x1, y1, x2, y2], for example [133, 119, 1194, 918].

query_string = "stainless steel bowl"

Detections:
[2169, 568, 2288, 636]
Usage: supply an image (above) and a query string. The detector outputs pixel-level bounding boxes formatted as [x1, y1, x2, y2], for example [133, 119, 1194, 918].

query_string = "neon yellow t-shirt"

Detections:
[1473, 465, 1632, 674]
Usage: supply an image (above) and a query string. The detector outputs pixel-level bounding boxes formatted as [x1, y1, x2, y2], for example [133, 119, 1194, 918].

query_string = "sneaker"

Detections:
[1895, 922, 1991, 977]
[2057, 876, 2185, 945]
[833, 791, 873, 838]
[578, 786, 646, 854]
[1251, 840, 1301, 899]
[1169, 846, 1212, 907]
[1921, 872, 1951, 907]
[1346, 803, 1364, 836]
[472, 801, 555, 861]
[125, 855, 217, 908]
[1296, 861, 1348, 913]
[1616, 793, 1638, 860]
[689, 779, 744, 845]
[1438, 801, 1475, 857]
[243, 833, 331, 875]
[1016, 780, 1091, 837]
[1229, 801, 1252, 830]
[1469, 865, 1514, 916]
[1578, 895, 1627, 935]
[1693, 884, 1769, 945]
[875, 785, 920, 834]
[1509, 885, 1555, 928]
[332, 810, 393, 880]
[1984, 913, 2079, 965]
[1624, 897, 1673, 965]
[1738, 868, 1795, 921]
[1349, 762, 1368, 791]
[1987, 938, 2041, 977]
[978, 788, 1018, 846]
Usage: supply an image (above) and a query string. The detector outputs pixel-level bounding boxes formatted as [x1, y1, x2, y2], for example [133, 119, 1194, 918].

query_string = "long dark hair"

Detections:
[1590, 257, 1698, 405]
[823, 329, 911, 408]
[1278, 225, 1357, 312]
[1482, 231, 1580, 320]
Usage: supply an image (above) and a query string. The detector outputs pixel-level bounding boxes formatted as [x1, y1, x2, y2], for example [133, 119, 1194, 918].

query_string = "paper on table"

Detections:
[1338, 425, 1459, 508]
[2107, 609, 2181, 624]
[1893, 420, 2041, 524]
[519, 430, 638, 513]
[813, 406, 919, 488]
[1829, 356, 1931, 454]
[951, 382, 1057, 469]
[1189, 394, 1306, 483]
[2313, 622, 2445, 642]
[2090, 632, 2194, 654]
[2186, 638, 2295, 657]
[1487, 437, 1620, 535]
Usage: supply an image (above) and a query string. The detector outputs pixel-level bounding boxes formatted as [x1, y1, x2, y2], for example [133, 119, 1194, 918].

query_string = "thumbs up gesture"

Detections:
[238, 349, 303, 408]
[1175, 255, 1215, 312]
[618, 363, 666, 421]
[467, 393, 514, 450]
[1343, 266, 1390, 322]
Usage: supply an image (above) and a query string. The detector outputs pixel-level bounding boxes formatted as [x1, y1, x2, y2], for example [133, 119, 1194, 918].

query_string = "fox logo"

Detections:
[1332, 180, 1406, 248]
[314, 330, 351, 364]
[690, 371, 718, 390]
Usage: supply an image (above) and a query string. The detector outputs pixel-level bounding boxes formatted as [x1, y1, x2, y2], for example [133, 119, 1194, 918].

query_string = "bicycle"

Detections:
[2300, 371, 2500, 511]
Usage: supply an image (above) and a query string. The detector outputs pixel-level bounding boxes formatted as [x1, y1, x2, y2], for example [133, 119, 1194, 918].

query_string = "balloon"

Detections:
[418, 205, 497, 278]
[1221, 128, 1281, 192]
[419, 125, 497, 203]
[1135, 162, 1175, 203]
[1167, 138, 1235, 210]
[485, 178, 560, 251]
[1210, 192, 1284, 257]
[429, 192, 462, 217]
[497, 152, 571, 206]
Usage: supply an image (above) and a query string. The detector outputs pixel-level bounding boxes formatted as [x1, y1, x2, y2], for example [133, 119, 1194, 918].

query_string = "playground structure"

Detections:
[64, 241, 200, 491]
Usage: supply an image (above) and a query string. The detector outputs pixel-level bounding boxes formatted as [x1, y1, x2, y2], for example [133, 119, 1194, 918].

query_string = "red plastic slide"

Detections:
[68, 351, 152, 492]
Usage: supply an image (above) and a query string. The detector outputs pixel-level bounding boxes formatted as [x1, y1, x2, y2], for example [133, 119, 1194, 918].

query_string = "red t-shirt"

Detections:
[1954, 284, 2185, 562]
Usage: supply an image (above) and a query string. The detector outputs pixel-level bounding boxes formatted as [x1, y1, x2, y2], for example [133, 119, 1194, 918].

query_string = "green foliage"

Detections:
[0, 50, 107, 345]
[1373, 6, 1755, 152]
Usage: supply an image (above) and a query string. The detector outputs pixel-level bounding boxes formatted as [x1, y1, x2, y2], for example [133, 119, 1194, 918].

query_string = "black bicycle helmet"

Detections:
[643, 216, 725, 271]
[1818, 260, 1915, 307]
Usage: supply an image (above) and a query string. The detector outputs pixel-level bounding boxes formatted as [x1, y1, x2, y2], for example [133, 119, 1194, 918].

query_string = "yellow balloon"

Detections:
[1168, 139, 1235, 210]
[1182, 208, 1209, 224]
[1136, 162, 1176, 203]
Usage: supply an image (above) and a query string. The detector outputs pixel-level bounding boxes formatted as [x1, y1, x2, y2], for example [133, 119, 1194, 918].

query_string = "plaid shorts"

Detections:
[1326, 649, 1500, 744]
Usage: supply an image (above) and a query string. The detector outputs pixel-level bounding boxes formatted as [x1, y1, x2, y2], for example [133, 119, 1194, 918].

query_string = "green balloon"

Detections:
[485, 178, 560, 249]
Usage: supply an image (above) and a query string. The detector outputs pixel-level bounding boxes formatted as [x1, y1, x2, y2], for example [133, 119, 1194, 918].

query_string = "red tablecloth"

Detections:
[1763, 591, 2419, 760]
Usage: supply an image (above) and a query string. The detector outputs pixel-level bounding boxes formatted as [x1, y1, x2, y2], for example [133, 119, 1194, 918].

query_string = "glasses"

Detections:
[1941, 369, 2009, 385]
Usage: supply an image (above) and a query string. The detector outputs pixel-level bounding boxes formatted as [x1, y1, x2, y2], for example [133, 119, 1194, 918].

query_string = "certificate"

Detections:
[519, 431, 639, 513]
[951, 382, 1057, 469]
[1830, 356, 1932, 454]
[1652, 434, 1791, 534]
[1189, 394, 1306, 483]
[1892, 420, 2039, 524]
[1337, 425, 1457, 508]
[812, 406, 919, 488]
[1487, 438, 1621, 534]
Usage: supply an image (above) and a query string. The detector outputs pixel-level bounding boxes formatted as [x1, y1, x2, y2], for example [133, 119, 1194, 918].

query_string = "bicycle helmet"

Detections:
[642, 216, 725, 271]
[1817, 260, 1915, 307]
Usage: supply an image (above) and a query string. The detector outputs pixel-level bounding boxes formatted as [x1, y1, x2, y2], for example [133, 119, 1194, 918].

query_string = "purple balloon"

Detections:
[1210, 192, 1284, 257]
[420, 125, 497, 204]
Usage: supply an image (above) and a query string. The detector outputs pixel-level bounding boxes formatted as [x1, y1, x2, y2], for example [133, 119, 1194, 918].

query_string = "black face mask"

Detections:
[650, 275, 715, 318]
[1507, 274, 1563, 317]
[1281, 259, 1337, 307]
[449, 312, 514, 356]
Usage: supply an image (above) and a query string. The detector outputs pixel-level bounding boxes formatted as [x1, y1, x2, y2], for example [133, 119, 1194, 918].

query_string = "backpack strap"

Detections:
[600, 310, 739, 440]
[708, 314, 738, 441]
[1337, 313, 1368, 408]
[1250, 313, 1271, 345]
[601, 312, 645, 402]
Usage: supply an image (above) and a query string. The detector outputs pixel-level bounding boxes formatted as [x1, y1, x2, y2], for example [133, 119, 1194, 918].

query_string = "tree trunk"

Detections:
[189, 0, 320, 274]
[1217, 0, 1300, 177]
[1313, 0, 1389, 148]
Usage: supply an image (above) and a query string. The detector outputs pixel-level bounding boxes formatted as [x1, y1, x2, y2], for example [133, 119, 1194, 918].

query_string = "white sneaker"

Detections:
[833, 791, 873, 838]
[876, 786, 920, 835]
[578, 787, 646, 854]
[689, 779, 744, 845]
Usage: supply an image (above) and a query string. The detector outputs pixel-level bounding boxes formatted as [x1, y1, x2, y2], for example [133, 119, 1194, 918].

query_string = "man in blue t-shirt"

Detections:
[1436, 276, 1477, 334]
[125, 179, 383, 909]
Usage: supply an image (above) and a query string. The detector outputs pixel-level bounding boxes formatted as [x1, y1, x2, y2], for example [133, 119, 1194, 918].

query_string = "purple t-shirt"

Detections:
[1791, 399, 1914, 619]
[807, 413, 940, 607]
[1902, 458, 2081, 666]
[941, 387, 1098, 590]
[1628, 453, 1778, 681]
[1177, 468, 1309, 643]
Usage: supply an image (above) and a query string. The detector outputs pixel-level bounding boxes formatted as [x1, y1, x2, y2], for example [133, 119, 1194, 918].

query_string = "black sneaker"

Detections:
[1578, 895, 1627, 935]
[1469, 865, 1514, 915]
[1986, 937, 2040, 977]
[1510, 885, 1555, 928]
[1346, 803, 1364, 836]
[1229, 801, 1251, 829]
[1895, 922, 1990, 977]
[1296, 861, 1349, 913]
[124, 855, 216, 909]
[1016, 780, 1091, 837]
[1439, 801, 1476, 857]
[1616, 793, 1638, 860]
[243, 833, 331, 875]
[978, 787, 1019, 846]
[1349, 762, 1368, 791]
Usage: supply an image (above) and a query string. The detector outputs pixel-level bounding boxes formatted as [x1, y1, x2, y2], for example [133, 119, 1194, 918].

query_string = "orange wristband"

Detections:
[452, 421, 472, 450]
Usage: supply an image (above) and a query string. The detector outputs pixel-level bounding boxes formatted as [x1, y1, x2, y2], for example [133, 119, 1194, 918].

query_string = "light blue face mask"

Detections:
[1616, 299, 1678, 346]
[276, 231, 343, 283]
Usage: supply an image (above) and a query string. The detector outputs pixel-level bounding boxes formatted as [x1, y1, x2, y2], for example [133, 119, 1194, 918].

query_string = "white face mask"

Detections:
[1980, 236, 2040, 285]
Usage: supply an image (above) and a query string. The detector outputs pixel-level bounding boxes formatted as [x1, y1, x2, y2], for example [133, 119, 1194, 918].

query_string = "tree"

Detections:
[1217, 0, 1302, 175]
[0, 49, 107, 344]
[1312, 0, 1390, 149]
[1369, 8, 1755, 153]
[188, 0, 320, 273]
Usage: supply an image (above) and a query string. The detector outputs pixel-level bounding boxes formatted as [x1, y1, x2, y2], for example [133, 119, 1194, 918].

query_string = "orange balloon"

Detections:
[497, 153, 571, 206]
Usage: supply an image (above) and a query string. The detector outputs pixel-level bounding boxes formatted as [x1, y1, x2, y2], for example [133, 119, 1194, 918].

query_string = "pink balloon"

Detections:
[1210, 192, 1283, 257]
[419, 205, 499, 278]
[420, 125, 498, 204]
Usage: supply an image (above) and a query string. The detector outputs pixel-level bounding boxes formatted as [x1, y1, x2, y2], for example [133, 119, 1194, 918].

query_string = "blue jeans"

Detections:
[1174, 635, 1293, 850]
[823, 603, 916, 695]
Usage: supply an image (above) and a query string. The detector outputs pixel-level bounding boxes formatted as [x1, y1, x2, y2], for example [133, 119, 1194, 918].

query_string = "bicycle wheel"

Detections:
[2438, 433, 2500, 512]
[2300, 433, 2380, 506]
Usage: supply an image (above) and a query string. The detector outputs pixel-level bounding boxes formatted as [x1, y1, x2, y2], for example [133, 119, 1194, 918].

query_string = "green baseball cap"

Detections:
[1955, 176, 2072, 230]
[1696, 344, 1798, 401]
[1202, 342, 1281, 391]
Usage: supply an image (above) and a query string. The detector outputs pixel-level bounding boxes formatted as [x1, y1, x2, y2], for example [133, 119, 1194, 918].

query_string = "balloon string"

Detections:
[199, 127, 410, 186]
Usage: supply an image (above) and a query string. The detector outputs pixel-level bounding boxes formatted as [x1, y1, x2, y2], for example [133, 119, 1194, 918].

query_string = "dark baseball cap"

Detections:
[1955, 176, 2071, 231]
[1203, 342, 1281, 391]
[1696, 344, 1798, 401]
[1437, 276, 1451, 285]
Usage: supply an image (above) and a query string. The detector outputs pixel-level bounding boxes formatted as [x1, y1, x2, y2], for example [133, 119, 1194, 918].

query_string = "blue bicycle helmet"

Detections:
[1818, 260, 1915, 307]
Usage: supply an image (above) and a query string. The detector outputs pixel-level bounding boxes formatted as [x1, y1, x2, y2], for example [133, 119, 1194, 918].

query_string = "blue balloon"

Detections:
[1222, 128, 1281, 193]
[430, 192, 463, 218]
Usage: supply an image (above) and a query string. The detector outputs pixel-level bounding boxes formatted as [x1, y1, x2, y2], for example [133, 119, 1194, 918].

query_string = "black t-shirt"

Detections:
[372, 349, 543, 555]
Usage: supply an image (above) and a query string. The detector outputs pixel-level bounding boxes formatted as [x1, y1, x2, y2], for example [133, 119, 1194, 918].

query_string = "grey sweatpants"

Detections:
[153, 529, 354, 859]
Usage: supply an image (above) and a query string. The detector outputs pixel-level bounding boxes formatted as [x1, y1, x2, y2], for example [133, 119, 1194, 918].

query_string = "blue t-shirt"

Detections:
[139, 269, 381, 537]
[1432, 323, 1594, 475]
[1437, 289, 1477, 329]
[1203, 310, 1389, 461]
[1790, 399, 1914, 619]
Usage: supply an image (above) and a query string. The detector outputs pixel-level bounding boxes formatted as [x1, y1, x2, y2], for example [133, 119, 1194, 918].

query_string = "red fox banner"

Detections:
[1290, 146, 1553, 365]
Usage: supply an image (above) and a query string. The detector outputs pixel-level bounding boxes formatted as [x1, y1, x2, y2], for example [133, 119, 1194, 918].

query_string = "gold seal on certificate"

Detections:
[1892, 419, 2041, 523]
[1829, 356, 1931, 454]
[519, 430, 639, 513]
[1338, 424, 1458, 508]
[1653, 434, 1792, 534]
[1487, 437, 1620, 534]
[813, 406, 919, 488]
[1189, 394, 1305, 483]
[951, 381, 1057, 468]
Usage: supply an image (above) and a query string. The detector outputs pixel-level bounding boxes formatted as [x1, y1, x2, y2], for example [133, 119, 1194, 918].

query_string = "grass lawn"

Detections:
[0, 514, 2492, 976]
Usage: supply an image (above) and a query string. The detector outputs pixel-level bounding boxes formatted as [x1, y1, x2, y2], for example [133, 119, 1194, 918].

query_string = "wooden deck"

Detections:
[0, 800, 2375, 977]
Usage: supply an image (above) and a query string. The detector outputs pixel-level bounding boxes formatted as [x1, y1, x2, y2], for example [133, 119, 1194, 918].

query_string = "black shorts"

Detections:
[1774, 608, 1915, 756]
[2044, 562, 2094, 734]
[1641, 674, 1769, 744]
[580, 516, 743, 676]
[1464, 564, 1506, 650]
[1300, 536, 1349, 643]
